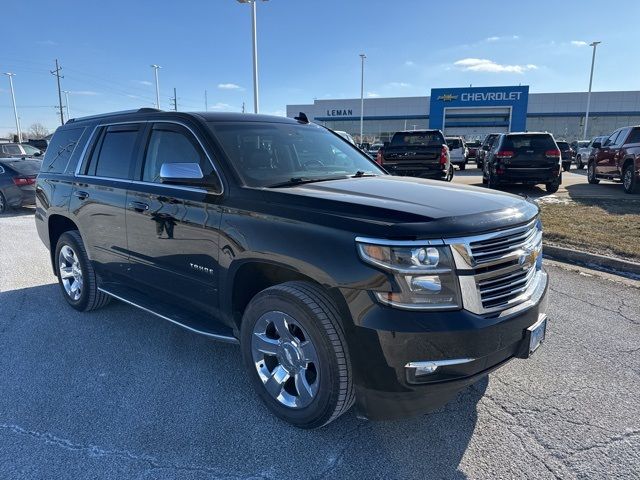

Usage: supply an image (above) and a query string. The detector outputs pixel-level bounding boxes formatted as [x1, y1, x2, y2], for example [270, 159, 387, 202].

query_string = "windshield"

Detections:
[21, 145, 41, 155]
[3, 159, 42, 175]
[446, 138, 463, 149]
[208, 122, 384, 188]
[556, 141, 570, 149]
[390, 131, 444, 147]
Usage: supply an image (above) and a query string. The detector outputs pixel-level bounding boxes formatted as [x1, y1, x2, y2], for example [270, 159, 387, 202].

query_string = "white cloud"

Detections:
[37, 40, 57, 46]
[218, 83, 243, 90]
[366, 92, 380, 98]
[71, 90, 99, 96]
[136, 80, 153, 86]
[454, 58, 538, 74]
[210, 102, 236, 111]
[571, 40, 588, 47]
[485, 35, 519, 42]
[264, 109, 286, 117]
[404, 60, 415, 67]
[387, 82, 411, 88]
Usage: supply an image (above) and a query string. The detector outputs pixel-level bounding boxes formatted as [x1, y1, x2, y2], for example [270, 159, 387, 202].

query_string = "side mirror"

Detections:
[592, 142, 601, 149]
[482, 145, 490, 151]
[383, 141, 390, 148]
[160, 162, 204, 184]
[34, 152, 42, 157]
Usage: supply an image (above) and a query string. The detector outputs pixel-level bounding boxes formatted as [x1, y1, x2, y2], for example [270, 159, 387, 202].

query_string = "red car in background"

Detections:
[588, 125, 640, 194]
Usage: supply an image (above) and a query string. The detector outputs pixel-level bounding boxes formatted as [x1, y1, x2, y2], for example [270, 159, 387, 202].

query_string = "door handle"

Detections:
[128, 201, 149, 212]
[73, 190, 89, 200]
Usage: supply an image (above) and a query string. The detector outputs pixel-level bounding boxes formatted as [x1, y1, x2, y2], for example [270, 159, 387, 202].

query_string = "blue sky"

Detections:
[1, 0, 638, 133]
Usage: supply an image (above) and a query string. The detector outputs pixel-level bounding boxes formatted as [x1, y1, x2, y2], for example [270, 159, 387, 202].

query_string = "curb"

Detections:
[543, 244, 640, 280]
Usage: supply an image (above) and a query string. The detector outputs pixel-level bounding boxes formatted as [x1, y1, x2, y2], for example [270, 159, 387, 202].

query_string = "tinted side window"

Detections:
[142, 124, 216, 186]
[89, 125, 140, 179]
[142, 123, 221, 189]
[604, 131, 620, 147]
[626, 128, 640, 145]
[42, 127, 85, 174]
[613, 128, 630, 146]
[3, 145, 22, 155]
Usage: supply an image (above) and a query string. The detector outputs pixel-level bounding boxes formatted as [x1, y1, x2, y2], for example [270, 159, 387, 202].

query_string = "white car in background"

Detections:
[445, 136, 469, 170]
[334, 130, 356, 145]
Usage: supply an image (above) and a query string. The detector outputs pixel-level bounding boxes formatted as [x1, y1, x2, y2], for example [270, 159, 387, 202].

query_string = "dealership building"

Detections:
[286, 86, 640, 143]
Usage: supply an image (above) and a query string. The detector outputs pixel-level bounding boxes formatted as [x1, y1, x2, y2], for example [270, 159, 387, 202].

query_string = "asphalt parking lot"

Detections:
[1, 211, 639, 480]
[452, 161, 630, 200]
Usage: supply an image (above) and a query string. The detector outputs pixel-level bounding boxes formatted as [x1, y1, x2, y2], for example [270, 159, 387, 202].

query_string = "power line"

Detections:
[50, 59, 64, 125]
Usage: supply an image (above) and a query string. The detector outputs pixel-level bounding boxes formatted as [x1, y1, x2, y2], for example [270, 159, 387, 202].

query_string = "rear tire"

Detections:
[446, 166, 454, 182]
[240, 281, 354, 429]
[545, 177, 560, 193]
[623, 164, 639, 194]
[459, 162, 466, 171]
[576, 155, 584, 169]
[0, 192, 6, 214]
[55, 231, 111, 312]
[587, 162, 600, 184]
[562, 163, 570, 172]
[487, 170, 499, 189]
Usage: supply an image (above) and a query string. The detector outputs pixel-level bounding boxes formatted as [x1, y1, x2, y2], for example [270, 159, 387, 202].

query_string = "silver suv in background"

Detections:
[575, 135, 608, 170]
[445, 136, 468, 170]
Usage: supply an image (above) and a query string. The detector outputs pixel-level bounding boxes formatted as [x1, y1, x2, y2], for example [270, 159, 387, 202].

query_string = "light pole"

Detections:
[4, 73, 22, 143]
[359, 53, 366, 144]
[151, 64, 161, 109]
[63, 90, 71, 121]
[583, 41, 601, 140]
[237, 0, 267, 113]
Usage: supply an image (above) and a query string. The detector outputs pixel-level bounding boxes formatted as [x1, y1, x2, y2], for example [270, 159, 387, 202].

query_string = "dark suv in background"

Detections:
[476, 133, 500, 170]
[35, 109, 549, 428]
[482, 132, 562, 193]
[588, 125, 640, 194]
[555, 141, 574, 171]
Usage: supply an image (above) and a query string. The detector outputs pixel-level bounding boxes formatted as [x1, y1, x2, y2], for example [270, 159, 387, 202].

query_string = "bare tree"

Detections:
[28, 123, 50, 140]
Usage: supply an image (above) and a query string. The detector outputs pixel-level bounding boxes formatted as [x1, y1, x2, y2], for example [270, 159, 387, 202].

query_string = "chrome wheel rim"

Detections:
[251, 311, 320, 409]
[58, 245, 83, 301]
[624, 169, 632, 190]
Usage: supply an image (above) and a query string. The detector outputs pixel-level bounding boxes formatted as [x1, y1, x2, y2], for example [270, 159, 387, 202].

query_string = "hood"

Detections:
[261, 175, 538, 239]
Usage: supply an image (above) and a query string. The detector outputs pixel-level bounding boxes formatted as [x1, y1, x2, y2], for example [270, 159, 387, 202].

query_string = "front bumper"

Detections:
[341, 270, 548, 421]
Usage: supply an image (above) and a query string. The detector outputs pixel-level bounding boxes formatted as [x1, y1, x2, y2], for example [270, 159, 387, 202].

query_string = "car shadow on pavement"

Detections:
[0, 206, 35, 218]
[0, 284, 486, 480]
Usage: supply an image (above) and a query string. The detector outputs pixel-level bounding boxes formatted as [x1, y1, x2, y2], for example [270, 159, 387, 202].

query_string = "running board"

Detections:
[98, 284, 239, 344]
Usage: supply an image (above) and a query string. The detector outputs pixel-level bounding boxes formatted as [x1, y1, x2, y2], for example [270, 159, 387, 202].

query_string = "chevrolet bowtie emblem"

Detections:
[438, 94, 459, 102]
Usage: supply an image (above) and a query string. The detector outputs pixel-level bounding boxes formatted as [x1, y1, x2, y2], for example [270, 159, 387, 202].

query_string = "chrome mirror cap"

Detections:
[160, 162, 204, 180]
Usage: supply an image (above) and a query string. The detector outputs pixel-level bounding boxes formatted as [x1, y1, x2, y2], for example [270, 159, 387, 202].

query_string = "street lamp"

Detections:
[63, 90, 71, 121]
[3, 73, 22, 143]
[583, 41, 601, 140]
[151, 64, 161, 109]
[359, 54, 366, 144]
[237, 0, 267, 114]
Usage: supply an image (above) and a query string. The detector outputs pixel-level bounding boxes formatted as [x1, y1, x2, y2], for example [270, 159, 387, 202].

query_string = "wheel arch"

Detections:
[227, 259, 351, 332]
[47, 214, 80, 274]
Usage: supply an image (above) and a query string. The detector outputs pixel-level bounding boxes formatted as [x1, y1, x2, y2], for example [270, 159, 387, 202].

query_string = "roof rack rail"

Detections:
[66, 108, 163, 124]
[137, 107, 162, 113]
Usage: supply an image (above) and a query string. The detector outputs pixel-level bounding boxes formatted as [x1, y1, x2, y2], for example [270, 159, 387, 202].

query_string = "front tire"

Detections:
[576, 155, 584, 169]
[240, 281, 354, 429]
[587, 162, 600, 184]
[623, 164, 639, 194]
[55, 231, 111, 311]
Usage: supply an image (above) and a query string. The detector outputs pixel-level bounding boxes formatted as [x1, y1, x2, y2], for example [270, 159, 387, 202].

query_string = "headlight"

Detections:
[356, 241, 461, 310]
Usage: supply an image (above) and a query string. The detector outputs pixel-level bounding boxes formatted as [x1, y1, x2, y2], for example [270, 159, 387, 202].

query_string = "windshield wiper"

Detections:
[351, 171, 378, 178]
[267, 175, 348, 188]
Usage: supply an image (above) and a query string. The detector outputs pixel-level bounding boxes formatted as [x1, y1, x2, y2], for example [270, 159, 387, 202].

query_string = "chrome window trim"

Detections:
[73, 119, 224, 195]
[74, 174, 209, 195]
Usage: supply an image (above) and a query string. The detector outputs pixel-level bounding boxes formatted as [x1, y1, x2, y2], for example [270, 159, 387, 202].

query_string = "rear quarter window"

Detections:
[626, 128, 640, 145]
[42, 127, 86, 174]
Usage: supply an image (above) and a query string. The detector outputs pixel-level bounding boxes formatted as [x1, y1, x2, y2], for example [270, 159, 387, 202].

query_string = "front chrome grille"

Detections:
[447, 217, 544, 315]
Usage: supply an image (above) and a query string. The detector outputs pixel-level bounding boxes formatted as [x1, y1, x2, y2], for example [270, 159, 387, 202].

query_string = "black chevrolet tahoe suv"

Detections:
[35, 109, 549, 428]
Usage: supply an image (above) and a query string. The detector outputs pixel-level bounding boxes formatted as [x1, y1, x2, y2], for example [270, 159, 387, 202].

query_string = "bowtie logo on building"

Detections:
[438, 94, 459, 102]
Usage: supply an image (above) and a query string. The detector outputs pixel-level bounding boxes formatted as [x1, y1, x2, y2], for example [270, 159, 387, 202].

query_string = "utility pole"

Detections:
[151, 64, 161, 109]
[3, 73, 22, 143]
[242, 101, 245, 113]
[359, 53, 366, 144]
[170, 87, 177, 111]
[51, 59, 64, 125]
[204, 90, 208, 111]
[63, 90, 71, 121]
[583, 41, 601, 140]
[237, 0, 267, 113]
